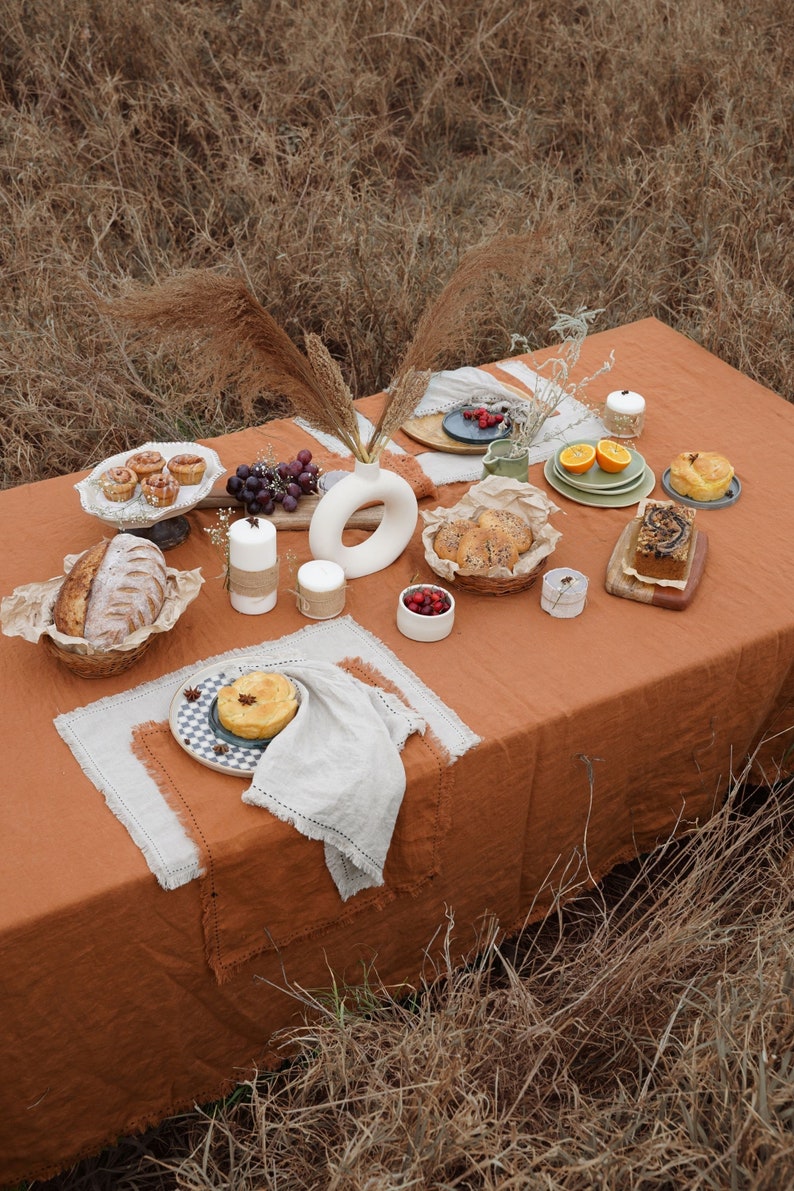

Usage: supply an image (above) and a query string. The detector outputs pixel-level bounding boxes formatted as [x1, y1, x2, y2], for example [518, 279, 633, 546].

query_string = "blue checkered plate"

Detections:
[168, 656, 299, 775]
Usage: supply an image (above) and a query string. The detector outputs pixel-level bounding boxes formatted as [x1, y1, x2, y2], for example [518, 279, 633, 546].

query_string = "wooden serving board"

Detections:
[400, 381, 533, 455]
[605, 519, 708, 610]
[196, 491, 384, 531]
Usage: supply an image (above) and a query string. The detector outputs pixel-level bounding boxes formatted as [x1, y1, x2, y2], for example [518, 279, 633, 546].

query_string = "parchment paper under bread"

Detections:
[1, 546, 204, 655]
[421, 475, 562, 581]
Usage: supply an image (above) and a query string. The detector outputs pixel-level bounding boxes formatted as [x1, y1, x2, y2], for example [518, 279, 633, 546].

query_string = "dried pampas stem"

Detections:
[104, 272, 363, 457]
[104, 231, 552, 463]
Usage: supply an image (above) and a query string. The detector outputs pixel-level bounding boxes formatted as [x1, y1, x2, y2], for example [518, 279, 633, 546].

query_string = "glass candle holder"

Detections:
[603, 390, 646, 438]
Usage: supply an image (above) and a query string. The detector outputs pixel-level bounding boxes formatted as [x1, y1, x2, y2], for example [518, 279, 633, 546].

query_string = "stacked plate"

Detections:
[543, 441, 656, 508]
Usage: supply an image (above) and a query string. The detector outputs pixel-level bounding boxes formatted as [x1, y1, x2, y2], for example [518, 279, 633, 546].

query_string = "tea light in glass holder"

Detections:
[228, 517, 279, 615]
[295, 559, 346, 620]
[541, 568, 588, 618]
[603, 389, 646, 438]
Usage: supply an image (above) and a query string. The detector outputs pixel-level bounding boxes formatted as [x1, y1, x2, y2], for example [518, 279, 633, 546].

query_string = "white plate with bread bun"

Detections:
[169, 659, 300, 775]
[75, 441, 225, 529]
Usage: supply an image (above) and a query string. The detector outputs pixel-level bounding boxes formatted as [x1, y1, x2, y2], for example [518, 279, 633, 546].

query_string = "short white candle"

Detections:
[296, 560, 345, 594]
[228, 517, 278, 614]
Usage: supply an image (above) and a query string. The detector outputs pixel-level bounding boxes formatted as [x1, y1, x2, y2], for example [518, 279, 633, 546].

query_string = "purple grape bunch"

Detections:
[225, 448, 320, 516]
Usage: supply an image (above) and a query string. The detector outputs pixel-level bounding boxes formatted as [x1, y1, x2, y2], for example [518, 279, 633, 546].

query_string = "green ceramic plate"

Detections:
[544, 458, 657, 508]
[554, 440, 645, 491]
[552, 459, 646, 496]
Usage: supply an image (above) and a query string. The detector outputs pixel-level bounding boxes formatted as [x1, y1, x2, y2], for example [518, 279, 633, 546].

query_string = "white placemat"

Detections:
[54, 617, 480, 891]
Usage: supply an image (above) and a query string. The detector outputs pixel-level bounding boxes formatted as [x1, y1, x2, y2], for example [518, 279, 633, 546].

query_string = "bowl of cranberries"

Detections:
[396, 583, 456, 642]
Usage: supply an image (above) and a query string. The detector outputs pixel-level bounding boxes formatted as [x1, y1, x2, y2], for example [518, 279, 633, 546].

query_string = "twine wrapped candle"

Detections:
[295, 560, 346, 620]
[228, 517, 278, 615]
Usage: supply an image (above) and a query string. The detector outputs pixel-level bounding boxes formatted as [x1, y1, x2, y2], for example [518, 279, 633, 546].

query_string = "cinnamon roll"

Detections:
[141, 471, 180, 508]
[99, 466, 137, 502]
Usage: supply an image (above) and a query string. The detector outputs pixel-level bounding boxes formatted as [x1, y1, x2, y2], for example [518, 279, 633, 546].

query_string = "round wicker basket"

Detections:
[41, 633, 153, 678]
[445, 554, 549, 596]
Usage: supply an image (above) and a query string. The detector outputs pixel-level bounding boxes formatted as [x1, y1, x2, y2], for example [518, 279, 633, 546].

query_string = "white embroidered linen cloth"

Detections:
[54, 617, 480, 892]
[295, 364, 606, 486]
[241, 659, 425, 899]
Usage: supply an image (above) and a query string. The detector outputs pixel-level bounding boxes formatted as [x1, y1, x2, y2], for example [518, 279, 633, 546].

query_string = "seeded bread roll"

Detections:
[457, 526, 520, 575]
[53, 537, 168, 648]
[434, 518, 478, 562]
[477, 508, 534, 552]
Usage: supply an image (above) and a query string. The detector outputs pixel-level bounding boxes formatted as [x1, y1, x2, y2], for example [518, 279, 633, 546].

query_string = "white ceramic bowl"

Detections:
[396, 584, 455, 642]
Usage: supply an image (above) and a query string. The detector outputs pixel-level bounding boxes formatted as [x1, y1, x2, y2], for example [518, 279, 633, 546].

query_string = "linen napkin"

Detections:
[241, 659, 425, 900]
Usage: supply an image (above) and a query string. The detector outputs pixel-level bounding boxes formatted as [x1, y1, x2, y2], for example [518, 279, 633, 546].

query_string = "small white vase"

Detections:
[308, 458, 418, 578]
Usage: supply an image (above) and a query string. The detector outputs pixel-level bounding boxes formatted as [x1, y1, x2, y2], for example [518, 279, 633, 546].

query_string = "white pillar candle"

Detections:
[296, 560, 346, 620]
[228, 517, 278, 615]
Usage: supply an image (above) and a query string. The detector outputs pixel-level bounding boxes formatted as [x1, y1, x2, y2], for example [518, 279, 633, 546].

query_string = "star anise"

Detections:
[213, 743, 230, 755]
[246, 515, 260, 528]
[237, 692, 257, 705]
[183, 686, 202, 702]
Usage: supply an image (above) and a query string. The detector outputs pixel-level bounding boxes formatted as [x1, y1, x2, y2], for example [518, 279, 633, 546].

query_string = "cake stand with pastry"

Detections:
[75, 440, 225, 549]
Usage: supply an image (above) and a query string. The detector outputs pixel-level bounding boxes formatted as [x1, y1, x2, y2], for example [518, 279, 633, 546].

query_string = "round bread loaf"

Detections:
[53, 536, 168, 648]
[669, 451, 734, 501]
[477, 508, 533, 552]
[457, 526, 520, 575]
[433, 518, 478, 562]
[216, 671, 299, 740]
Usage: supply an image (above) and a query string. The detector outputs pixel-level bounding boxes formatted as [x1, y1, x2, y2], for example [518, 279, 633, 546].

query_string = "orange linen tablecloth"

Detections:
[1, 319, 793, 1185]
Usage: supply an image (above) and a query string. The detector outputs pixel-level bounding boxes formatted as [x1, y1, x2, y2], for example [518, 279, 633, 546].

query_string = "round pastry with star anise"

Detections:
[216, 671, 299, 740]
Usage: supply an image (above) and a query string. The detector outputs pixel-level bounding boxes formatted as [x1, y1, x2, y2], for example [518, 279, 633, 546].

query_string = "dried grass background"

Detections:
[3, 0, 793, 1186]
[2, 0, 792, 488]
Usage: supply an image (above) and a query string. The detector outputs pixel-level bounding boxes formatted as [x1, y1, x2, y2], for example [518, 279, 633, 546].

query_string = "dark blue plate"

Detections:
[441, 408, 512, 445]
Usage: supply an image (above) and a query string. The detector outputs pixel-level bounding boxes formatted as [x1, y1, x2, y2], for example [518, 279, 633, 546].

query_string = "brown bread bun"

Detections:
[53, 537, 168, 648]
[457, 526, 520, 575]
[433, 518, 478, 562]
[477, 508, 534, 552]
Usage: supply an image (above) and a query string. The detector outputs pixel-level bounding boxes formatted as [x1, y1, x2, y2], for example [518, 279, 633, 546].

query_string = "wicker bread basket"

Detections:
[451, 554, 549, 595]
[421, 476, 561, 596]
[40, 633, 154, 677]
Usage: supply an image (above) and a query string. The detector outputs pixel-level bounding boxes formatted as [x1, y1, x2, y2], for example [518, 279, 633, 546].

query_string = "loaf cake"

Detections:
[53, 536, 168, 647]
[633, 500, 696, 581]
[216, 671, 299, 740]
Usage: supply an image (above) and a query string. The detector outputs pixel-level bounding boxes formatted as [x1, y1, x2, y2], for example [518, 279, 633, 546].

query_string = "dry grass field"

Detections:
[3, 0, 793, 1186]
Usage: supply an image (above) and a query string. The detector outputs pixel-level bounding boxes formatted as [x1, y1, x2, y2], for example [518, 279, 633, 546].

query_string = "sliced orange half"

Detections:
[558, 443, 597, 474]
[595, 439, 632, 473]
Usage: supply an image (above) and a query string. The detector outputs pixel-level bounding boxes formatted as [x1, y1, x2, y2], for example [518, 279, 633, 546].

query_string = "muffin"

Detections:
[141, 471, 180, 508]
[167, 453, 206, 485]
[99, 466, 138, 502]
[125, 450, 167, 480]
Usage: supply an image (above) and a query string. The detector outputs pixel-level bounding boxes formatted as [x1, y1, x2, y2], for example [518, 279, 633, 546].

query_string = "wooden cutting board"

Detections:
[196, 490, 384, 530]
[605, 519, 708, 610]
